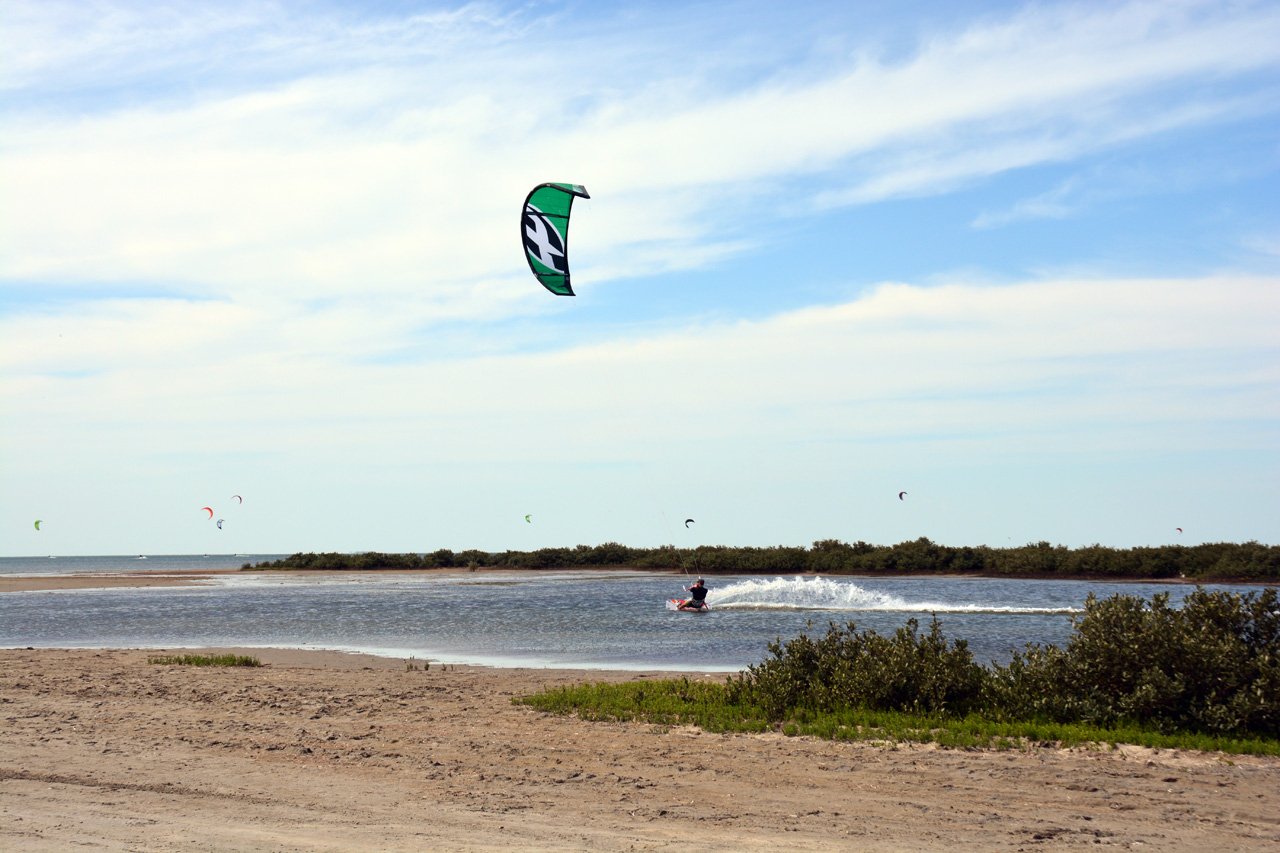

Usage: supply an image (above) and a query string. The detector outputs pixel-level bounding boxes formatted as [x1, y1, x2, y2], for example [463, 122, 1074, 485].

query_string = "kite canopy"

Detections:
[232, 495, 242, 503]
[217, 519, 225, 529]
[898, 491, 907, 500]
[684, 519, 695, 527]
[34, 520, 41, 530]
[202, 507, 213, 519]
[522, 183, 589, 296]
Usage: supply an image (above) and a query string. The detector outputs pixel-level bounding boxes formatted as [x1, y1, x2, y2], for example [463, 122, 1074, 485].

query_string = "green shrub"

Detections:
[698, 588, 1278, 739]
[992, 588, 1279, 736]
[725, 617, 987, 719]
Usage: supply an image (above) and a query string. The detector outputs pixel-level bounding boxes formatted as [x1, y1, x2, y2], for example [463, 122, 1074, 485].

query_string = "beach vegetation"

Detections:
[989, 587, 1279, 735]
[516, 589, 1280, 754]
[242, 539, 1280, 582]
[147, 653, 262, 667]
[722, 616, 987, 720]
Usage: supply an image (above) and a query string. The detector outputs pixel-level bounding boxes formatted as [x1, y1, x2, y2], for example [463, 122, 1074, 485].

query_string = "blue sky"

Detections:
[2, 0, 1278, 556]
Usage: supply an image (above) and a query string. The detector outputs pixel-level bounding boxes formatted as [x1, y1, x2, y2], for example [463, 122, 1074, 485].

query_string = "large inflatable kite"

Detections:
[522, 183, 589, 296]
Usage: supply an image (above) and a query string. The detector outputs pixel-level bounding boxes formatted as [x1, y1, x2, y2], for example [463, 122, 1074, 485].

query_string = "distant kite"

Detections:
[525, 514, 532, 523]
[232, 495, 242, 503]
[217, 519, 225, 529]
[1176, 527, 1182, 533]
[202, 507, 213, 519]
[34, 520, 41, 531]
[898, 492, 907, 500]
[684, 519, 695, 528]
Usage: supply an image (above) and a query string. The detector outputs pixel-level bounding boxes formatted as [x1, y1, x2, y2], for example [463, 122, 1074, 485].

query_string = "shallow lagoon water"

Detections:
[0, 556, 1264, 670]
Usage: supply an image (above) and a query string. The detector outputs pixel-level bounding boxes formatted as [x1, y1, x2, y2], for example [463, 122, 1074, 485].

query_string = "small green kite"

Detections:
[521, 183, 589, 296]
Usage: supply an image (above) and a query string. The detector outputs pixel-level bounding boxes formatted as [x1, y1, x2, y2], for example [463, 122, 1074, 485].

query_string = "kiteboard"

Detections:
[667, 599, 709, 613]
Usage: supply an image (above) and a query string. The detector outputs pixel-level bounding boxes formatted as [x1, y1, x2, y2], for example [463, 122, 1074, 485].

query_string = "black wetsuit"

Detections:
[687, 585, 708, 607]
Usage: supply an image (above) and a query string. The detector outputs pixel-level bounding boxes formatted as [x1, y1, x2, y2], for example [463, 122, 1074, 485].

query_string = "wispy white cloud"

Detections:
[0, 1, 519, 95]
[5, 273, 1275, 461]
[1241, 232, 1280, 257]
[3, 0, 1277, 318]
[972, 179, 1080, 229]
[4, 271, 1277, 552]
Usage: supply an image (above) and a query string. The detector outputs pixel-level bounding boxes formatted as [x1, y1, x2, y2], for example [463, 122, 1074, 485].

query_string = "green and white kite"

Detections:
[521, 183, 589, 296]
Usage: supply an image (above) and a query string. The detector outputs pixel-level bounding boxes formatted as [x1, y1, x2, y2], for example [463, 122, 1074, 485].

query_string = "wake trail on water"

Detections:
[706, 576, 1080, 614]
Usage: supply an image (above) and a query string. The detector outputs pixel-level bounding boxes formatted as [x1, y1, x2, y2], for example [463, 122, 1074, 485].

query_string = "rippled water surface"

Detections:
[0, 556, 1263, 670]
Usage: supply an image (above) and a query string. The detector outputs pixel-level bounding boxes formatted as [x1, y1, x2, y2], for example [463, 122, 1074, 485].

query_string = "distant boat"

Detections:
[138, 555, 147, 560]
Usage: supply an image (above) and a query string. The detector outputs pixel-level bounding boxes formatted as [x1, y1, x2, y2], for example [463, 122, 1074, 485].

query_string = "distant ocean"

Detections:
[0, 554, 284, 574]
[0, 555, 1264, 671]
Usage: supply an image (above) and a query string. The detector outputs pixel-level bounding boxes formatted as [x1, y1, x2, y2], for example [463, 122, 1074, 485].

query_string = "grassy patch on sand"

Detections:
[147, 654, 262, 667]
[515, 679, 1280, 755]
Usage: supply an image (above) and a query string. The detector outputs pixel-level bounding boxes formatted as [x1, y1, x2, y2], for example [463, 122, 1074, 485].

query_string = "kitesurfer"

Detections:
[678, 578, 709, 611]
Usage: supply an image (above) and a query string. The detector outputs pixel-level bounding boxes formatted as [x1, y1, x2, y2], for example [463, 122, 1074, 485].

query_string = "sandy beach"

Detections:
[1, 647, 1277, 852]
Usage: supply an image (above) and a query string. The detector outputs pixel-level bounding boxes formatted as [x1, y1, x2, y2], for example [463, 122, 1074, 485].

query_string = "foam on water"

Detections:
[708, 576, 1080, 614]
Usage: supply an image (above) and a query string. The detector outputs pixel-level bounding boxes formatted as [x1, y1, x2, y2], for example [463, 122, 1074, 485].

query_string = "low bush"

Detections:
[992, 587, 1279, 735]
[723, 617, 986, 719]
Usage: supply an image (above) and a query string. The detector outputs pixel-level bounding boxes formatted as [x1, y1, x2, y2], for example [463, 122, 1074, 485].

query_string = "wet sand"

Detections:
[0, 571, 234, 592]
[2, 647, 1278, 851]
[0, 566, 642, 593]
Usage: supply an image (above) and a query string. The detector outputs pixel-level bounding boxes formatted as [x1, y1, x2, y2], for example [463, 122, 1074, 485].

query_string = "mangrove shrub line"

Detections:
[245, 538, 1280, 581]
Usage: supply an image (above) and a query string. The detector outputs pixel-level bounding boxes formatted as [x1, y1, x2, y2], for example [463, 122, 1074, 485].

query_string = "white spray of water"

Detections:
[706, 576, 1079, 614]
